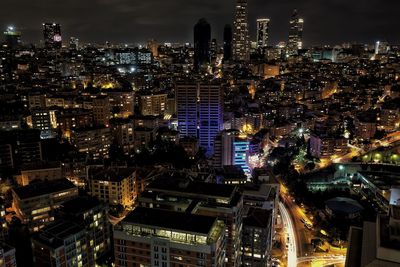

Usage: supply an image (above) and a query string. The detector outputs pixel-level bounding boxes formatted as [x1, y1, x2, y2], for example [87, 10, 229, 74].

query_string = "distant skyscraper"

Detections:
[210, 38, 218, 60]
[3, 26, 21, 48]
[256, 19, 270, 50]
[176, 82, 223, 156]
[43, 23, 62, 49]
[223, 24, 233, 61]
[287, 9, 304, 55]
[233, 0, 250, 61]
[69, 37, 79, 50]
[193, 18, 211, 69]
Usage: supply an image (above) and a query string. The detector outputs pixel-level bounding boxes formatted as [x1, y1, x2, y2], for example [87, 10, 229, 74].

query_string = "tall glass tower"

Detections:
[193, 18, 211, 69]
[256, 18, 270, 50]
[287, 9, 304, 56]
[43, 23, 62, 49]
[233, 0, 250, 61]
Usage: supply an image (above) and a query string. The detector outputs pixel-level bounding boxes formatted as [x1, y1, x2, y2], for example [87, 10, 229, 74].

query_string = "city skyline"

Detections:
[1, 0, 400, 45]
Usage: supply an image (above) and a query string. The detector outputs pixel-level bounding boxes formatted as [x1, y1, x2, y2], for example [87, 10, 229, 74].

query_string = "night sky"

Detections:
[1, 0, 400, 46]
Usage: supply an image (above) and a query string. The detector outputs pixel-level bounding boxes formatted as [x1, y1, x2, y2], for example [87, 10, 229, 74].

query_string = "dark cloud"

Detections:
[1, 0, 400, 45]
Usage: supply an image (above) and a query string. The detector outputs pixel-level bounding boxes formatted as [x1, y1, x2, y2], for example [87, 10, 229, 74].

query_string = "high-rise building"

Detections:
[69, 37, 79, 50]
[43, 23, 62, 49]
[256, 19, 270, 50]
[114, 207, 227, 267]
[138, 178, 244, 267]
[3, 26, 21, 49]
[213, 129, 250, 174]
[223, 24, 233, 61]
[176, 82, 223, 156]
[233, 0, 250, 61]
[193, 18, 211, 69]
[32, 220, 95, 267]
[287, 9, 304, 55]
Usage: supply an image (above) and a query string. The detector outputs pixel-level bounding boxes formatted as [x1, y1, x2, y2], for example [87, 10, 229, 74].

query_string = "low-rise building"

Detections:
[12, 179, 78, 231]
[88, 168, 136, 208]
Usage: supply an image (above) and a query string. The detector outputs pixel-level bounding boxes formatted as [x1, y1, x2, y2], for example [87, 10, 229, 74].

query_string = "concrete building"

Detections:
[58, 196, 112, 260]
[12, 179, 78, 231]
[16, 161, 62, 186]
[114, 207, 226, 267]
[242, 208, 272, 267]
[88, 167, 136, 208]
[32, 220, 94, 267]
[139, 93, 168, 116]
[138, 177, 243, 267]
[70, 127, 111, 159]
[176, 82, 223, 156]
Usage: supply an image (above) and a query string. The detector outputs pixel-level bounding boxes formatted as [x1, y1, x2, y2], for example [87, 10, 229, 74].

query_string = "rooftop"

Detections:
[13, 179, 77, 200]
[59, 196, 102, 215]
[147, 177, 237, 199]
[325, 197, 364, 215]
[91, 167, 136, 182]
[244, 208, 272, 228]
[122, 207, 217, 235]
[32, 220, 84, 249]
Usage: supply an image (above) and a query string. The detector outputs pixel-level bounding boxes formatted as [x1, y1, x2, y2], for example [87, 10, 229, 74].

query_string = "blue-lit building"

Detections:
[176, 82, 223, 156]
[233, 139, 250, 174]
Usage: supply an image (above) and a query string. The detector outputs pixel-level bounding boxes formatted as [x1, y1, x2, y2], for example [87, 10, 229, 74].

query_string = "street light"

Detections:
[338, 165, 344, 171]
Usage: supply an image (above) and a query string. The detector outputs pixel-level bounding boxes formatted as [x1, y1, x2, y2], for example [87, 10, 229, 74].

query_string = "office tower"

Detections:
[43, 23, 62, 49]
[287, 9, 304, 55]
[138, 178, 244, 267]
[193, 18, 211, 69]
[176, 82, 223, 156]
[213, 130, 250, 174]
[256, 18, 270, 50]
[176, 84, 198, 139]
[114, 207, 226, 267]
[69, 37, 79, 50]
[375, 40, 389, 55]
[11, 179, 78, 231]
[223, 24, 233, 61]
[233, 0, 250, 61]
[3, 26, 21, 49]
[210, 38, 218, 60]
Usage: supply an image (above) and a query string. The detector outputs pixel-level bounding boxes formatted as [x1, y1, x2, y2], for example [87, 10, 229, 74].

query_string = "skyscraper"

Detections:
[256, 18, 270, 50]
[193, 18, 211, 69]
[287, 9, 304, 55]
[176, 82, 223, 156]
[233, 0, 250, 61]
[3, 26, 21, 48]
[223, 24, 233, 61]
[43, 23, 62, 49]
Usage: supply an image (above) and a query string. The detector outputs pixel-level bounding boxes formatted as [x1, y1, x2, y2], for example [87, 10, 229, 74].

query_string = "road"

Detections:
[279, 201, 297, 267]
